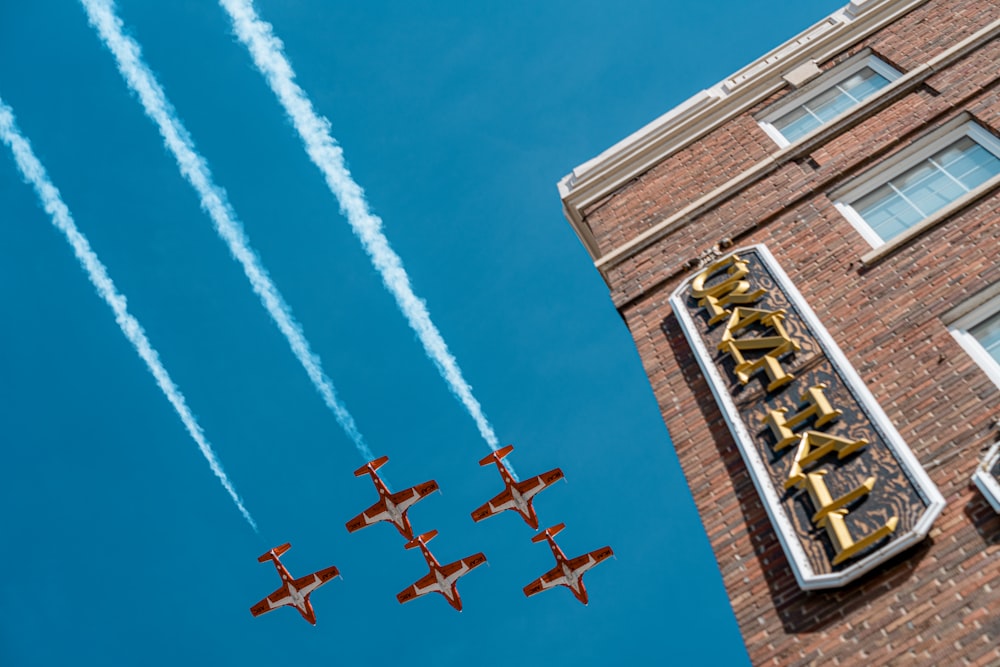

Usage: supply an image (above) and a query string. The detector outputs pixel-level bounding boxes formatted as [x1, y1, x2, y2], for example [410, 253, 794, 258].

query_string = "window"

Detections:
[969, 311, 1000, 364]
[852, 136, 1000, 241]
[834, 120, 1000, 249]
[758, 53, 901, 147]
[948, 290, 1000, 390]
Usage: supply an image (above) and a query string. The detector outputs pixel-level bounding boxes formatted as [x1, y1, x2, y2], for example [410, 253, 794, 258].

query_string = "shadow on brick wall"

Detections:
[662, 313, 932, 636]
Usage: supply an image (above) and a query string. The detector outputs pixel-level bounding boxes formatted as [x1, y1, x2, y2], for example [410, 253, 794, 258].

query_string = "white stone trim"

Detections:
[974, 441, 1000, 513]
[944, 280, 1000, 323]
[782, 60, 824, 89]
[669, 244, 945, 590]
[947, 291, 1000, 390]
[559, 0, 931, 254]
[946, 289, 1000, 512]
[580, 17, 1000, 274]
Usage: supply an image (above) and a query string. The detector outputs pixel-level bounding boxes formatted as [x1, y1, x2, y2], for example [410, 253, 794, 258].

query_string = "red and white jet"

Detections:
[346, 455, 439, 540]
[396, 530, 487, 612]
[249, 543, 340, 625]
[471, 444, 564, 530]
[523, 523, 613, 605]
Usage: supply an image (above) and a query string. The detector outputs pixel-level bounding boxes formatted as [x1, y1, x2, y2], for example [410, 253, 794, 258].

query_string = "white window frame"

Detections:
[948, 289, 1000, 392]
[945, 287, 1000, 513]
[832, 118, 1000, 254]
[975, 441, 1000, 513]
[758, 51, 901, 148]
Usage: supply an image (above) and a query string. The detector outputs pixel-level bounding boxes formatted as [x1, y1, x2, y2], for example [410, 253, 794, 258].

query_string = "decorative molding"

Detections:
[782, 60, 823, 89]
[669, 245, 944, 589]
[559, 0, 932, 261]
[574, 15, 1000, 279]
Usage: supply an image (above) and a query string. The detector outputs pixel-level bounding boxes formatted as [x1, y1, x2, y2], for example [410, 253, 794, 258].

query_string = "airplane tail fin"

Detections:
[404, 529, 438, 549]
[258, 542, 291, 562]
[531, 523, 566, 543]
[479, 444, 514, 466]
[354, 455, 389, 477]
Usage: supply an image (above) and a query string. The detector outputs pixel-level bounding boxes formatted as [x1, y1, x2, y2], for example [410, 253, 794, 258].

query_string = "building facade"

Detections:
[560, 0, 1000, 663]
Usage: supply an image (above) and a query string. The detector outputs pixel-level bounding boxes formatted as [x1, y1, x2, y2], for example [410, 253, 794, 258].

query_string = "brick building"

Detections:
[559, 0, 1000, 664]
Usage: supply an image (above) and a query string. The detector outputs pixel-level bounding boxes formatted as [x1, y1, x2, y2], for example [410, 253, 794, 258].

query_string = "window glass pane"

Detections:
[840, 68, 890, 101]
[803, 86, 856, 124]
[851, 134, 1000, 241]
[939, 138, 1000, 189]
[970, 310, 1000, 364]
[898, 163, 965, 216]
[773, 107, 820, 143]
[854, 184, 924, 241]
[772, 66, 891, 143]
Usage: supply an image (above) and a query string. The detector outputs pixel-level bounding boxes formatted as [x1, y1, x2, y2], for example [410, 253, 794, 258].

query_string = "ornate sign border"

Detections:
[669, 244, 945, 589]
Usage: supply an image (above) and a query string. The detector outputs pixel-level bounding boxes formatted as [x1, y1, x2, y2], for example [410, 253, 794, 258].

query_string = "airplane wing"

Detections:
[514, 468, 564, 501]
[346, 498, 388, 533]
[292, 565, 340, 596]
[471, 488, 514, 522]
[438, 552, 487, 586]
[566, 546, 614, 575]
[250, 587, 294, 617]
[523, 565, 567, 597]
[397, 571, 441, 604]
[389, 480, 439, 513]
[250, 565, 340, 617]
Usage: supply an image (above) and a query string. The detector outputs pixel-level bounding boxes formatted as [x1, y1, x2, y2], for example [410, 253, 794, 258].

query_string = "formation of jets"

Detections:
[249, 445, 612, 623]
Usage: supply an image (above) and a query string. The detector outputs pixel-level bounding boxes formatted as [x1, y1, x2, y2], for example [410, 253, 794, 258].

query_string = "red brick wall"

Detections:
[581, 1, 1000, 664]
[581, 0, 1000, 264]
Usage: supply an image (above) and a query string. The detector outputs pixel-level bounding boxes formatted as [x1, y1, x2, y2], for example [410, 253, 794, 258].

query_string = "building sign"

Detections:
[974, 442, 1000, 513]
[669, 245, 944, 589]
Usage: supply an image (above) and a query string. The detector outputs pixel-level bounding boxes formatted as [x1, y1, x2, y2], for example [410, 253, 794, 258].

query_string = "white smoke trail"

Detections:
[219, 0, 514, 477]
[0, 98, 257, 530]
[79, 0, 374, 462]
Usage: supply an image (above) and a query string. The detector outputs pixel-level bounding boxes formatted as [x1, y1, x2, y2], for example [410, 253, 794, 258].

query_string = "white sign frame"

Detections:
[669, 244, 945, 589]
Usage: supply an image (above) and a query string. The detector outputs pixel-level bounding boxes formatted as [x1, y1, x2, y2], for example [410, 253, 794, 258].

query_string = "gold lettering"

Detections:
[719, 308, 800, 391]
[793, 471, 897, 565]
[784, 431, 869, 488]
[780, 429, 896, 566]
[690, 254, 767, 325]
[763, 383, 845, 450]
[822, 512, 899, 566]
[692, 252, 902, 569]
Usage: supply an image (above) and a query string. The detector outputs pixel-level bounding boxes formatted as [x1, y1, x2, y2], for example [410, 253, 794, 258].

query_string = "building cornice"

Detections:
[559, 0, 930, 263]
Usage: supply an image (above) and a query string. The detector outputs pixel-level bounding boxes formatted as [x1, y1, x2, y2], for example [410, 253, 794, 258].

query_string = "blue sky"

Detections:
[1, 1, 841, 664]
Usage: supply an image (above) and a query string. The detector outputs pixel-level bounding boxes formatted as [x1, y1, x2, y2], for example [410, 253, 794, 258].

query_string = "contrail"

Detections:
[219, 0, 514, 476]
[0, 97, 257, 530]
[79, 0, 374, 461]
